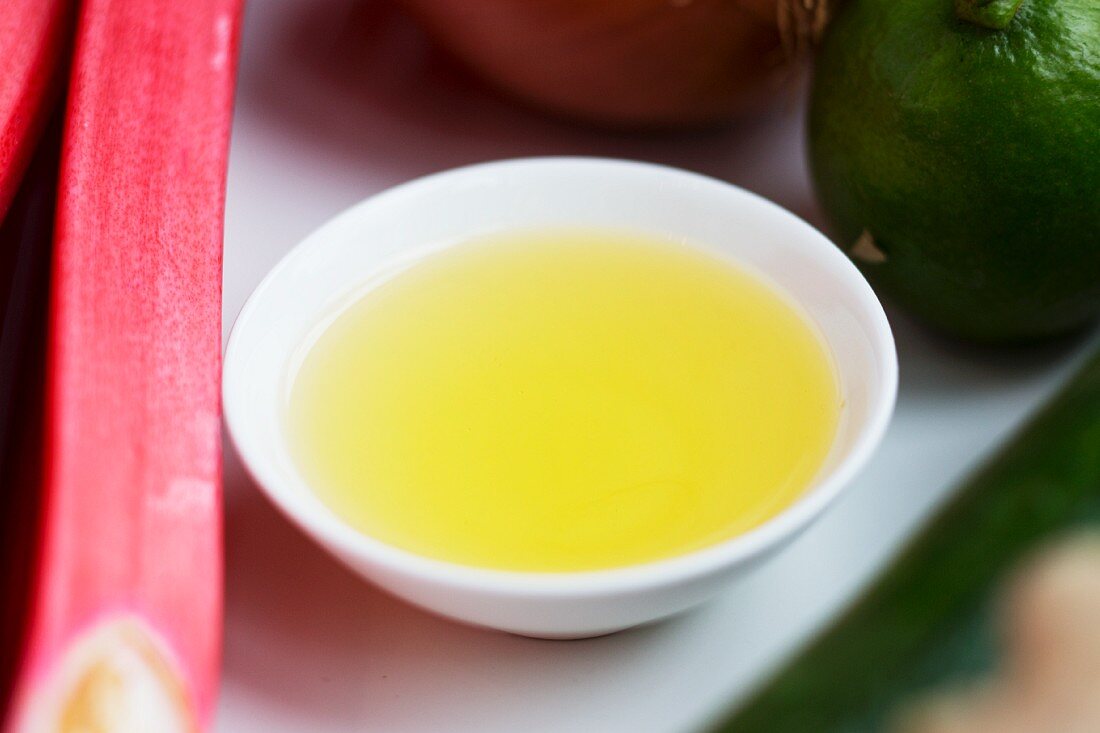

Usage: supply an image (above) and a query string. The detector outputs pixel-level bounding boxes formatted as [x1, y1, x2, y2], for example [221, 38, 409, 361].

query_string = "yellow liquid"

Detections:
[288, 229, 840, 572]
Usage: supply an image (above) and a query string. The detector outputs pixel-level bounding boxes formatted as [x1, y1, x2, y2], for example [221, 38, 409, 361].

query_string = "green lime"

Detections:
[809, 0, 1100, 342]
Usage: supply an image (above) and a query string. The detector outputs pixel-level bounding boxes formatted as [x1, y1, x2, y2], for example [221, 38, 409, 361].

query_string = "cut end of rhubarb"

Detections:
[17, 619, 195, 733]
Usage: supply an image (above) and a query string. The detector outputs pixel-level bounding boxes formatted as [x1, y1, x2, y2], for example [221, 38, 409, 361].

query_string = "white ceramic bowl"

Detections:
[224, 157, 897, 639]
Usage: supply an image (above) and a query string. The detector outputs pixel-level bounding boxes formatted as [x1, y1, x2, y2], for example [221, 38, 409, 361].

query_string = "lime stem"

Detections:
[955, 0, 1025, 29]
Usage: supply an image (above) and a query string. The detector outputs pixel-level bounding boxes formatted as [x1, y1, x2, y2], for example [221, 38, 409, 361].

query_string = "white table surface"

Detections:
[215, 2, 1097, 730]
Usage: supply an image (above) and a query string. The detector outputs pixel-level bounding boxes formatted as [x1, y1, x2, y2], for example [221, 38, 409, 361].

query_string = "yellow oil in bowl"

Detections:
[287, 228, 840, 572]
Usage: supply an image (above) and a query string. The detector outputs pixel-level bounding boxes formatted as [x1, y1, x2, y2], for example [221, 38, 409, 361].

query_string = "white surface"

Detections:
[216, 1, 1096, 730]
[223, 157, 896, 638]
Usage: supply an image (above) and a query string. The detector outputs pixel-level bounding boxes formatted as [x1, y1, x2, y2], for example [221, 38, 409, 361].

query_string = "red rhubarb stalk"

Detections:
[5, 1, 243, 731]
[0, 1, 71, 222]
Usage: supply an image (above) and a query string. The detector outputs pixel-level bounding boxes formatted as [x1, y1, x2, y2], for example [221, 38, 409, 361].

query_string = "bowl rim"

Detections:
[223, 156, 898, 599]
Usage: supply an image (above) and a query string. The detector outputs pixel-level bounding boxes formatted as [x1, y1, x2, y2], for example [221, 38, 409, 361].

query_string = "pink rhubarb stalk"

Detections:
[5, 1, 243, 731]
[0, 1, 71, 222]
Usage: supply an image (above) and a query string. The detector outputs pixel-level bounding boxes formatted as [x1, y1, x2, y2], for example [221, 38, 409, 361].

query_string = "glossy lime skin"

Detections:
[809, 0, 1100, 342]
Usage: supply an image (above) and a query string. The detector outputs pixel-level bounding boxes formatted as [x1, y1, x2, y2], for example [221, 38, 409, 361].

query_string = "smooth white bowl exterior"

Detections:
[223, 158, 897, 639]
